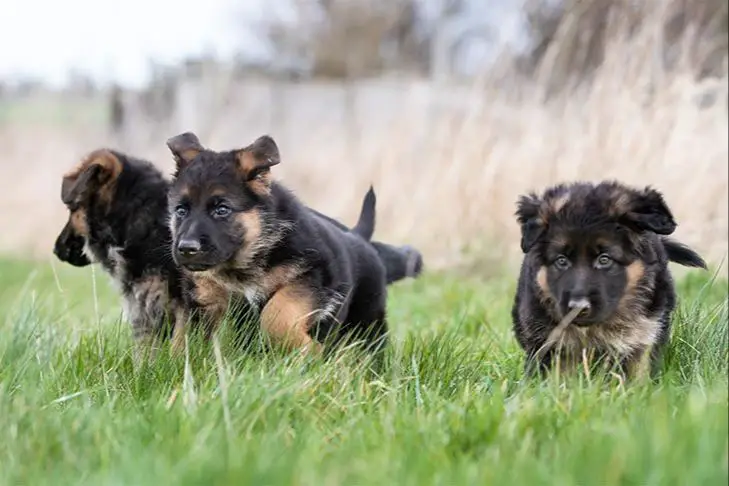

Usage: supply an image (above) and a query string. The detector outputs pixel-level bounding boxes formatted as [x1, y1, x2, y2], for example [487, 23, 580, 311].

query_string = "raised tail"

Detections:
[351, 185, 376, 241]
[662, 237, 707, 269]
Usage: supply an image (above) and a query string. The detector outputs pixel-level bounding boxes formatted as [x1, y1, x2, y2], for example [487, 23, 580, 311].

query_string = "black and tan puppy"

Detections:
[166, 132, 390, 356]
[53, 149, 187, 360]
[511, 180, 707, 380]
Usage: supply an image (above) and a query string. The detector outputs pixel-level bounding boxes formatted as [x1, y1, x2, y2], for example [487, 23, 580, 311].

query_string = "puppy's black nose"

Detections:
[568, 296, 591, 311]
[177, 238, 202, 256]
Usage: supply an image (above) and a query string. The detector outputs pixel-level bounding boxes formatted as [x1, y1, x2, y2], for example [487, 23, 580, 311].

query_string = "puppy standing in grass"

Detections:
[166, 132, 391, 356]
[511, 181, 707, 380]
[54, 147, 418, 361]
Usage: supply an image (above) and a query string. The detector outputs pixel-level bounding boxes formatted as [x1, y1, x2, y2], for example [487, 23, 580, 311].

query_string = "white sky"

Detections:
[0, 0, 533, 88]
[0, 0, 269, 88]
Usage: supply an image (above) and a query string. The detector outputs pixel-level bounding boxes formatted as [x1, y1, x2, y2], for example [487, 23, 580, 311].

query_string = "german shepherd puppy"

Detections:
[512, 180, 707, 380]
[53, 149, 186, 361]
[53, 148, 416, 358]
[166, 132, 390, 356]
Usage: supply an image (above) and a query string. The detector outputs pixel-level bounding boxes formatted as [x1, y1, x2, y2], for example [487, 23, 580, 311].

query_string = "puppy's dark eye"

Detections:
[175, 205, 188, 218]
[554, 255, 570, 270]
[212, 205, 232, 218]
[595, 254, 613, 269]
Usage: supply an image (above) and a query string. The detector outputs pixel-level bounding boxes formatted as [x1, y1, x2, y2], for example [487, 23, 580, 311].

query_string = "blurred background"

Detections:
[1, 0, 727, 274]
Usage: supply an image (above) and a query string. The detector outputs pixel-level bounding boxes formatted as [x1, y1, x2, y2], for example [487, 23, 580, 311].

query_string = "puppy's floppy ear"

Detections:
[516, 193, 545, 253]
[621, 186, 677, 235]
[236, 135, 280, 181]
[61, 149, 122, 205]
[167, 132, 204, 171]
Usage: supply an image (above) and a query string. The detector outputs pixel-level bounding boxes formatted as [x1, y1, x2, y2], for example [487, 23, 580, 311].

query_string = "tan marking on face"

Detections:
[210, 188, 229, 198]
[624, 260, 645, 292]
[259, 283, 322, 355]
[177, 186, 190, 199]
[536, 266, 552, 298]
[550, 234, 568, 250]
[69, 209, 89, 237]
[617, 260, 646, 311]
[233, 209, 264, 268]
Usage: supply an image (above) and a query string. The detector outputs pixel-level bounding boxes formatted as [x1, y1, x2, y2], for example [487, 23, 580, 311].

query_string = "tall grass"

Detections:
[0, 258, 726, 484]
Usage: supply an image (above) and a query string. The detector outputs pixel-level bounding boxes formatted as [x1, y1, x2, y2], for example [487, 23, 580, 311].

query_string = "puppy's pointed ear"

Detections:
[167, 132, 204, 171]
[621, 187, 677, 235]
[61, 149, 122, 205]
[236, 135, 280, 182]
[516, 193, 545, 253]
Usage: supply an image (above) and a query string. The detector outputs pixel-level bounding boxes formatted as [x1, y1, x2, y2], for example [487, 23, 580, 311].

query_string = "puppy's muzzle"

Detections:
[53, 229, 91, 267]
[566, 296, 593, 326]
[175, 238, 216, 271]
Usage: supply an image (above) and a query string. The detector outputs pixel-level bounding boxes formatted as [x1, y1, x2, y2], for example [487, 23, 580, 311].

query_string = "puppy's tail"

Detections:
[662, 237, 707, 269]
[352, 186, 376, 241]
[372, 242, 424, 284]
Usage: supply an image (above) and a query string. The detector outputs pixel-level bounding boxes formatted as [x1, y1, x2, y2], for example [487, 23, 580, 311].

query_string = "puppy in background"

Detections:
[53, 149, 186, 362]
[511, 180, 707, 380]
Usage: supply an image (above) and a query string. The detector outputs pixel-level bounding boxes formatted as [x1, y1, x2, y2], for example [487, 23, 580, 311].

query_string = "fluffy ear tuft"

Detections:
[61, 149, 122, 205]
[236, 135, 281, 181]
[620, 186, 677, 235]
[167, 132, 205, 171]
[515, 193, 544, 253]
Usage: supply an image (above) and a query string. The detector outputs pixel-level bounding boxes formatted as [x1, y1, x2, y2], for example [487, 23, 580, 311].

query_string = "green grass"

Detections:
[0, 257, 727, 485]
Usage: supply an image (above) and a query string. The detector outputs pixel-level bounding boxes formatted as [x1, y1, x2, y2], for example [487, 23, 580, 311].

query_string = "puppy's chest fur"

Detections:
[192, 263, 307, 314]
[121, 276, 171, 329]
[557, 313, 661, 355]
[85, 243, 178, 336]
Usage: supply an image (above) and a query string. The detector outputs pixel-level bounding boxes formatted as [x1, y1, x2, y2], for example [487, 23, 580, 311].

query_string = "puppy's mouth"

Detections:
[561, 302, 596, 327]
[181, 262, 217, 272]
[54, 242, 91, 267]
[571, 316, 596, 327]
[570, 307, 605, 327]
